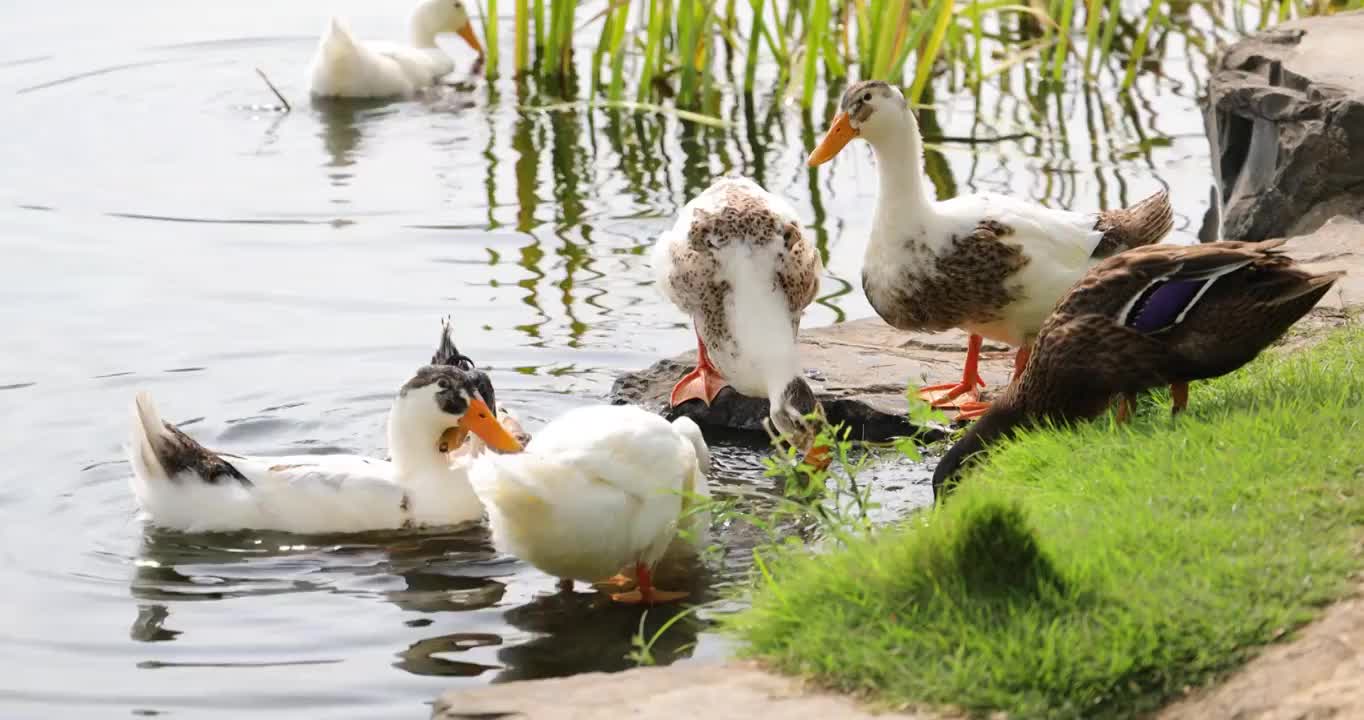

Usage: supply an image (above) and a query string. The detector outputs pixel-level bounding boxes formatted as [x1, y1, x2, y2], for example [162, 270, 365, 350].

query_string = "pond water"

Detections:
[1, 1, 1219, 717]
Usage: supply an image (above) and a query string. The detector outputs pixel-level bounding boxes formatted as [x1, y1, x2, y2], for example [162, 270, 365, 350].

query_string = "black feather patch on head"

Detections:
[840, 80, 894, 112]
[401, 365, 498, 418]
[432, 317, 477, 371]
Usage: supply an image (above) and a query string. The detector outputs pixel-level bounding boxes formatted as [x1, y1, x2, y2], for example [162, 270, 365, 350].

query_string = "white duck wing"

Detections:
[470, 406, 703, 581]
[369, 42, 454, 85]
[129, 393, 408, 534]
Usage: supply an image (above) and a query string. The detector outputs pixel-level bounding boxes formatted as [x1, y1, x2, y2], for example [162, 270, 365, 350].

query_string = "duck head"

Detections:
[410, 0, 484, 54]
[770, 378, 833, 472]
[392, 366, 522, 458]
[807, 80, 912, 166]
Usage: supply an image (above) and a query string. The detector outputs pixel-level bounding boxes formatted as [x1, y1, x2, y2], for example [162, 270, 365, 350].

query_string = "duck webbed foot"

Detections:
[669, 333, 730, 406]
[608, 563, 689, 605]
[952, 401, 992, 422]
[919, 334, 987, 408]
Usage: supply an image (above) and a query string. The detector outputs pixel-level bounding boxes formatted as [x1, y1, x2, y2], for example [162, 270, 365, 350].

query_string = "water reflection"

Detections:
[312, 97, 398, 175]
[492, 589, 706, 683]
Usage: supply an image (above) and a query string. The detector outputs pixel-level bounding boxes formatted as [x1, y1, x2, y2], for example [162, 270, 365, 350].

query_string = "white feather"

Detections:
[469, 405, 710, 583]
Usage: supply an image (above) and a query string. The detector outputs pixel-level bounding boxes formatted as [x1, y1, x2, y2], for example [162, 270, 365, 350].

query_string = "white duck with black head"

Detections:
[652, 177, 832, 468]
[307, 0, 484, 99]
[808, 81, 1173, 419]
[128, 350, 521, 534]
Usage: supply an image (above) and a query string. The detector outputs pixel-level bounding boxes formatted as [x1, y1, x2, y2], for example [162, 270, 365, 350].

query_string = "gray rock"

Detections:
[611, 320, 1021, 441]
[1204, 11, 1364, 241]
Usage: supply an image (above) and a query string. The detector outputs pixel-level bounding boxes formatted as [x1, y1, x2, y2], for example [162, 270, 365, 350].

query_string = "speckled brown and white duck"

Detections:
[808, 80, 1174, 418]
[652, 177, 830, 467]
[127, 321, 523, 533]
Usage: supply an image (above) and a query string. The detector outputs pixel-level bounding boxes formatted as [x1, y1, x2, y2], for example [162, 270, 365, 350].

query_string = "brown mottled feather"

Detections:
[1091, 190, 1173, 258]
[661, 179, 820, 355]
[863, 219, 1030, 332]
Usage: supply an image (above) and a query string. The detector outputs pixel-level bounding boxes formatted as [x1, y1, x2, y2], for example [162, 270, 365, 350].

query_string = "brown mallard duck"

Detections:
[931, 238, 1344, 500]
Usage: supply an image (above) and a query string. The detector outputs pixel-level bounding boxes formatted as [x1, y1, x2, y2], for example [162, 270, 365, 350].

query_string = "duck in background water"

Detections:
[808, 80, 1173, 419]
[652, 177, 832, 468]
[128, 321, 521, 533]
[308, 0, 484, 99]
[931, 239, 1343, 500]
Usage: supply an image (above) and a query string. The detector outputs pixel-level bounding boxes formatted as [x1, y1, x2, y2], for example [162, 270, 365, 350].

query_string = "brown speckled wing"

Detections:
[863, 219, 1029, 332]
[775, 221, 821, 317]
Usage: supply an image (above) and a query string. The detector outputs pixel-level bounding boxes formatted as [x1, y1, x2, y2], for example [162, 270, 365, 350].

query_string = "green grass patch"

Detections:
[728, 326, 1364, 718]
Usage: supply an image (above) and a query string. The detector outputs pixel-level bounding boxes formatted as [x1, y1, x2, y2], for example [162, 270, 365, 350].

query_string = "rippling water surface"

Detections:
[1, 0, 1219, 716]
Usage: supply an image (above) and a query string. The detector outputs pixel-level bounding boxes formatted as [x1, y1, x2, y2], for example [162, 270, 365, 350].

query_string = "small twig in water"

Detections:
[254, 68, 291, 113]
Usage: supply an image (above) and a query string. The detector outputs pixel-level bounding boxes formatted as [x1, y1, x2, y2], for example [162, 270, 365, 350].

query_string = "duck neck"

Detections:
[867, 113, 937, 253]
[408, 8, 445, 49]
[931, 395, 1028, 501]
[386, 404, 482, 522]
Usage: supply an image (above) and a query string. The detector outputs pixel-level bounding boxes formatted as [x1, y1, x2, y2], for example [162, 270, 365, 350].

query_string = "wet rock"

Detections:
[611, 320, 1019, 441]
[1204, 11, 1364, 241]
[431, 660, 954, 720]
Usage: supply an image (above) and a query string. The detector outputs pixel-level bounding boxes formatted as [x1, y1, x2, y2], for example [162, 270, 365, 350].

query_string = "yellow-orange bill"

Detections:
[802, 443, 833, 472]
[459, 398, 522, 452]
[457, 24, 484, 56]
[806, 112, 856, 167]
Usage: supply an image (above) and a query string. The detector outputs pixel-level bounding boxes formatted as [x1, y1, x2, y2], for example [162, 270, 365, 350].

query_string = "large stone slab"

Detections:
[1205, 11, 1364, 240]
[431, 660, 952, 720]
[610, 322, 1019, 441]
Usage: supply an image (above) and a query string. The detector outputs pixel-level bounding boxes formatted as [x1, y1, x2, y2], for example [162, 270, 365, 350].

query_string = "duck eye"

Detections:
[862, 92, 872, 102]
[437, 378, 452, 390]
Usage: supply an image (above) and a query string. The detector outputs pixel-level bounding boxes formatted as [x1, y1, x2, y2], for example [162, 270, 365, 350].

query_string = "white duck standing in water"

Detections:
[469, 406, 711, 605]
[652, 177, 831, 468]
[307, 0, 484, 99]
[128, 323, 522, 533]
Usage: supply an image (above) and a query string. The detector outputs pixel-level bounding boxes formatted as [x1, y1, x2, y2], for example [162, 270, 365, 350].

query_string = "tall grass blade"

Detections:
[803, 0, 829, 108]
[1050, 0, 1074, 83]
[514, 0, 529, 73]
[482, 0, 500, 78]
[908, 0, 953, 103]
[1121, 0, 1162, 90]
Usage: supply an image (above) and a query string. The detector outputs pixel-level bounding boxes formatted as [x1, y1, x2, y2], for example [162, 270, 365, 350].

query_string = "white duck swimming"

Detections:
[307, 0, 484, 99]
[128, 324, 521, 534]
[652, 177, 830, 467]
[808, 81, 1172, 419]
[469, 405, 710, 605]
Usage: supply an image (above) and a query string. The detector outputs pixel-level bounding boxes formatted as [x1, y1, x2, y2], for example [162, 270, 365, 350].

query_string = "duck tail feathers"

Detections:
[1092, 189, 1175, 257]
[128, 392, 249, 487]
[320, 17, 356, 56]
[130, 392, 171, 483]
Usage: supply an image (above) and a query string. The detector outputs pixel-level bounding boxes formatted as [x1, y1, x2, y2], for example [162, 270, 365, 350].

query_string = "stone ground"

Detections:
[437, 219, 1364, 718]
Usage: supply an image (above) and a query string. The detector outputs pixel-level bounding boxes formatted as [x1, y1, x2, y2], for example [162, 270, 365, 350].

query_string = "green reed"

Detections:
[496, 0, 1355, 109]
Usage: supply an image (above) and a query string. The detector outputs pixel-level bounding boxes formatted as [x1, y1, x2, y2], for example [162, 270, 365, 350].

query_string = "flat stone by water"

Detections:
[431, 660, 956, 720]
[610, 322, 1018, 441]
